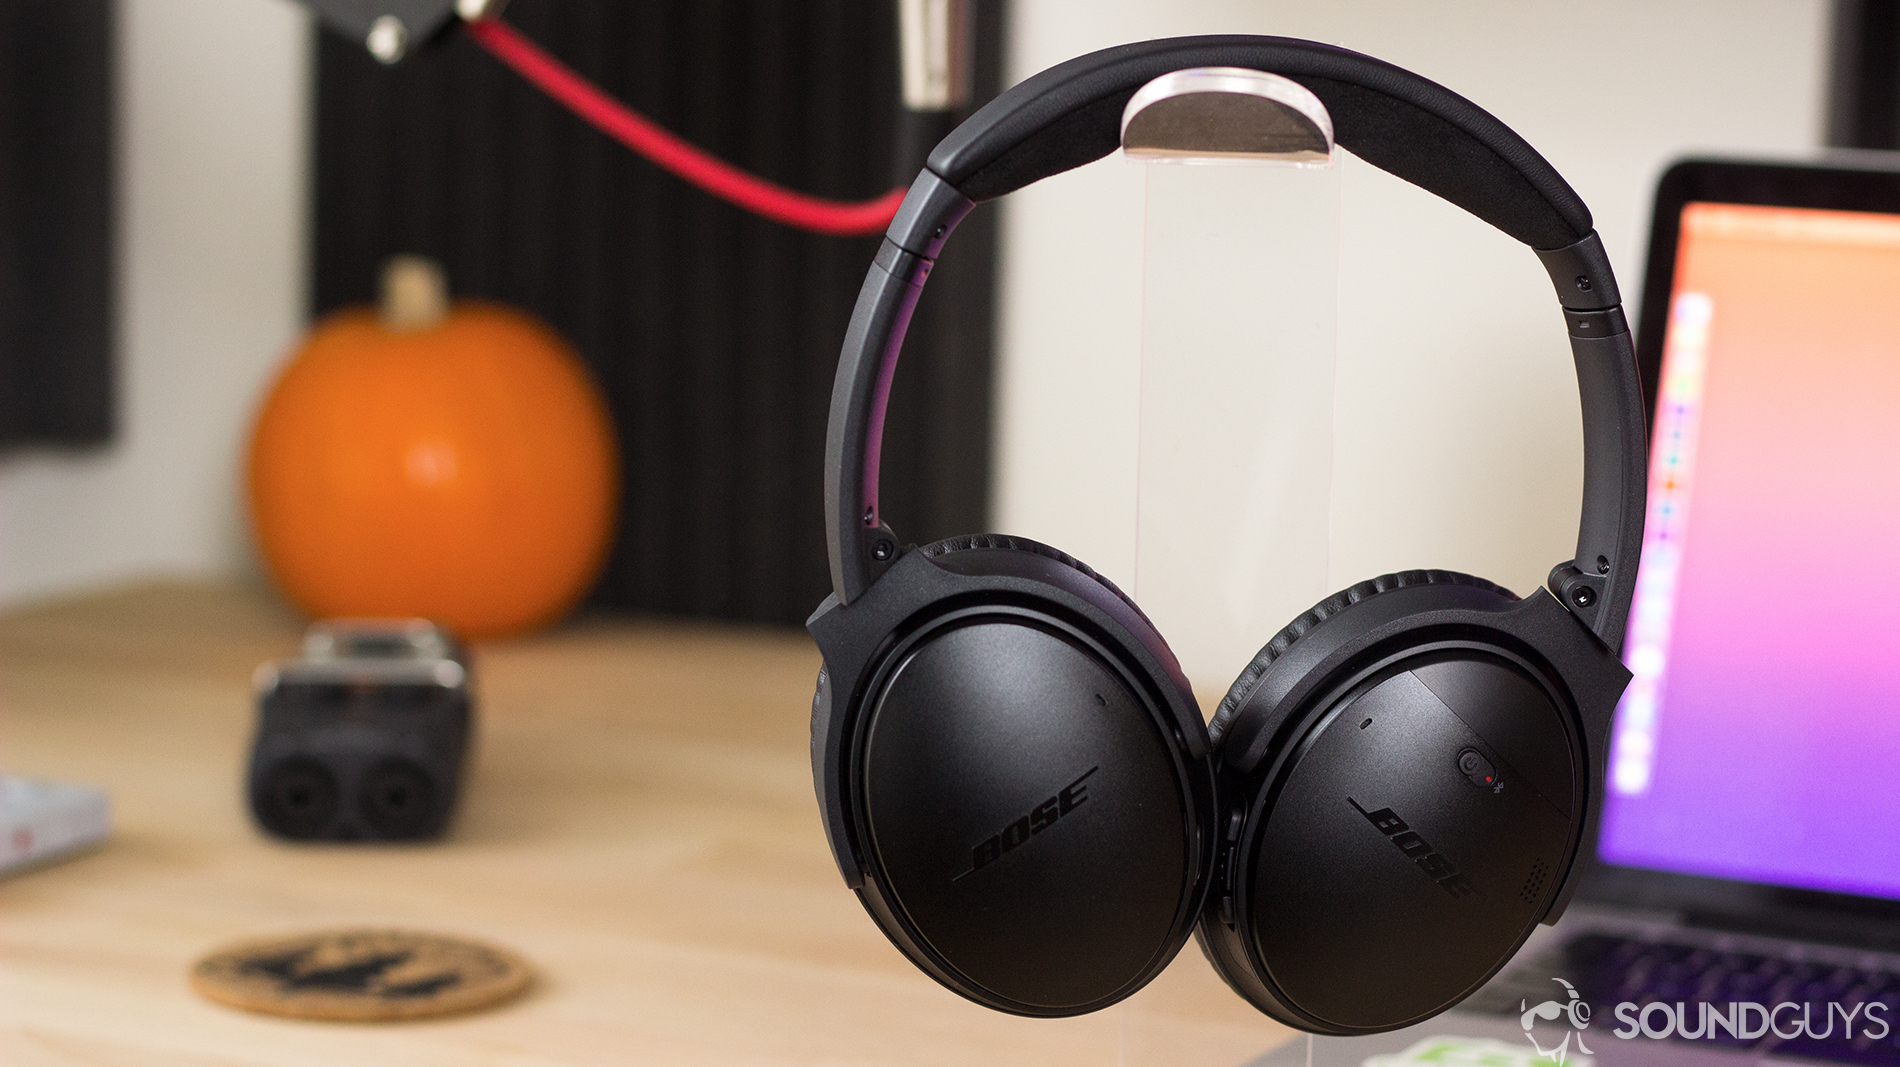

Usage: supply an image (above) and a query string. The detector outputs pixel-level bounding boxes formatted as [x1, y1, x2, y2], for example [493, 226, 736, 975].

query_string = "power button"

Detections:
[1458, 747, 1502, 792]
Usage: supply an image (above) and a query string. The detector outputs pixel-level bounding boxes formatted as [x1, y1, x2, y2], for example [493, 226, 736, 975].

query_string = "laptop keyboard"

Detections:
[1466, 933, 1900, 1064]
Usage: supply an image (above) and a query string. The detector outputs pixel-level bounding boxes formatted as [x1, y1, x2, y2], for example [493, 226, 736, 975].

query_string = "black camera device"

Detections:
[248, 620, 471, 841]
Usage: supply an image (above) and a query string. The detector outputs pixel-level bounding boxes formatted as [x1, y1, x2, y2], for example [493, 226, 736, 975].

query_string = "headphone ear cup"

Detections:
[1197, 570, 1584, 1034]
[920, 535, 1176, 666]
[815, 535, 1217, 1017]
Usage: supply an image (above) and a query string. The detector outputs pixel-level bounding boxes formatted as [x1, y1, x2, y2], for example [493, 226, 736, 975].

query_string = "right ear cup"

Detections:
[807, 534, 1219, 1018]
[1208, 570, 1515, 747]
[1195, 570, 1590, 1035]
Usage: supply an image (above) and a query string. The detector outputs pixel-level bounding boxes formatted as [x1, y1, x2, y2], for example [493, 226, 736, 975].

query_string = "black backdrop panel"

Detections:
[0, 0, 115, 448]
[1830, 1, 1900, 148]
[314, 1, 1000, 626]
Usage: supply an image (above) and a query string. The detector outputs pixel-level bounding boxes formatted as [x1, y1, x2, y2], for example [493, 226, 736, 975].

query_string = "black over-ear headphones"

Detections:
[808, 36, 1644, 1034]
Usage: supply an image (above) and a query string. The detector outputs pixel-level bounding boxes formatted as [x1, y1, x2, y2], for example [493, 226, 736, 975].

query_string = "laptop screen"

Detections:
[1596, 199, 1900, 902]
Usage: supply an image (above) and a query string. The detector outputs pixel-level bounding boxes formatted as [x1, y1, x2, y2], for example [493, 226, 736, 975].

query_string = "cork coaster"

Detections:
[190, 929, 532, 1021]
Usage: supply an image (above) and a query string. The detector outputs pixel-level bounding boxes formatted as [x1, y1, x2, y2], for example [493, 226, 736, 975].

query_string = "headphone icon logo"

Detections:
[1520, 978, 1594, 1064]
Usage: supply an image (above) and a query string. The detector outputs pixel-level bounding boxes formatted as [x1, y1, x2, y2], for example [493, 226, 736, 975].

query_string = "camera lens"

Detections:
[254, 759, 340, 838]
[358, 759, 437, 839]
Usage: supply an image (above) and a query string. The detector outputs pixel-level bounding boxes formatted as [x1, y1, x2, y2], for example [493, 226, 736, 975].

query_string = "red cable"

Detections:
[463, 18, 906, 237]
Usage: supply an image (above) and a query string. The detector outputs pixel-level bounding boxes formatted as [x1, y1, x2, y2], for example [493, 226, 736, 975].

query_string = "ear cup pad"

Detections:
[920, 534, 1186, 682]
[1209, 569, 1516, 744]
[920, 533, 1157, 629]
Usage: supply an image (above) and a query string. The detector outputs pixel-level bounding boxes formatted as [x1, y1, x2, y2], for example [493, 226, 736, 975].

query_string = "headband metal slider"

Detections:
[1121, 68, 1333, 165]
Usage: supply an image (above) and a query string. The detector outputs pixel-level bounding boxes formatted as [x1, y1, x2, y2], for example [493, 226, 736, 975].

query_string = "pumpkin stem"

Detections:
[380, 255, 450, 331]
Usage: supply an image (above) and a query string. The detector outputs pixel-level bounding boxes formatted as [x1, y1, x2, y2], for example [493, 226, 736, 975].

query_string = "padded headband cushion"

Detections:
[1208, 569, 1518, 744]
[928, 36, 1591, 250]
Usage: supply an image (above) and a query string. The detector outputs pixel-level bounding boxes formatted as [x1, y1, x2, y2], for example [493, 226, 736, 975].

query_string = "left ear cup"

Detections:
[1195, 570, 1585, 1034]
[808, 535, 1218, 1017]
[919, 534, 1165, 637]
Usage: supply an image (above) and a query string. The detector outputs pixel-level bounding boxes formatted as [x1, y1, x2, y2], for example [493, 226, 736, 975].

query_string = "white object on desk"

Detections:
[0, 775, 109, 877]
[1362, 1035, 1593, 1067]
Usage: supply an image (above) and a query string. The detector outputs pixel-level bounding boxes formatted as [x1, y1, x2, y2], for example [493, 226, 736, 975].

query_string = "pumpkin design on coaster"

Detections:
[190, 930, 532, 1021]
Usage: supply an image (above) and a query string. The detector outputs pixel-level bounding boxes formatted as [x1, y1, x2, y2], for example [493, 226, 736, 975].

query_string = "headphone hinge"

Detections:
[1536, 231, 1620, 310]
[885, 169, 975, 259]
[1547, 561, 1607, 631]
[1563, 305, 1627, 339]
[862, 523, 902, 581]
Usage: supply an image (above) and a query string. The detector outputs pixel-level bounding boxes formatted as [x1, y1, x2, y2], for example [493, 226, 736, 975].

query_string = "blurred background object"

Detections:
[248, 255, 616, 638]
[0, 0, 306, 607]
[0, 775, 110, 878]
[299, 0, 464, 64]
[0, 0, 115, 449]
[1830, 0, 1900, 150]
[248, 619, 471, 842]
[311, 0, 1002, 626]
[0, 0, 1001, 628]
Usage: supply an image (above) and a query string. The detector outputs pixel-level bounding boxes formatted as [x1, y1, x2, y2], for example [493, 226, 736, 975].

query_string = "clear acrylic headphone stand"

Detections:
[1118, 73, 1538, 1067]
[1115, 83, 1340, 1067]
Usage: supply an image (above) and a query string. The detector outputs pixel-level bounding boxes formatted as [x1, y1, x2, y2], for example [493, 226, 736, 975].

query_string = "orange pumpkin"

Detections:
[248, 257, 618, 639]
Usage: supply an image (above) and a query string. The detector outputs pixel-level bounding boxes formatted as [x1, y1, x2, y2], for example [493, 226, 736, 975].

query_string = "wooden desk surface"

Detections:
[0, 583, 1293, 1066]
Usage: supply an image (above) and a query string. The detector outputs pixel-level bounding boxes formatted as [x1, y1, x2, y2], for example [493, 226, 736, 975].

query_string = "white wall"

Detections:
[991, 0, 1829, 688]
[0, 0, 308, 607]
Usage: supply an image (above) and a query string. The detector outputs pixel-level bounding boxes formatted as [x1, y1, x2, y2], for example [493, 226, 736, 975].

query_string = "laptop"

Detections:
[1252, 157, 1900, 1065]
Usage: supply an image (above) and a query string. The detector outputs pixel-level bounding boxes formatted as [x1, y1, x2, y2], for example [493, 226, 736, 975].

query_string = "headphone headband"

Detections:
[825, 35, 1646, 652]
[932, 36, 1590, 246]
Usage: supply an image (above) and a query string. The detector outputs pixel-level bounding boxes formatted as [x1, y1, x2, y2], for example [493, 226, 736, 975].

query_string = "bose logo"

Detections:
[955, 767, 1098, 881]
[1349, 796, 1479, 899]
